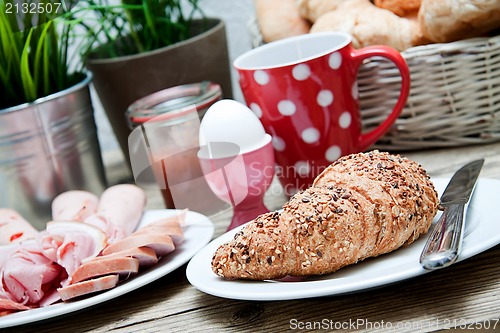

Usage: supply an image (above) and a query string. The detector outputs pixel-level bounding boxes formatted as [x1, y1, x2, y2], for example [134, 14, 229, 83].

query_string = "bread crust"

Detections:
[255, 0, 311, 43]
[212, 151, 439, 280]
[309, 0, 427, 51]
[374, 0, 421, 17]
[314, 151, 438, 246]
[419, 0, 500, 43]
[295, 0, 346, 22]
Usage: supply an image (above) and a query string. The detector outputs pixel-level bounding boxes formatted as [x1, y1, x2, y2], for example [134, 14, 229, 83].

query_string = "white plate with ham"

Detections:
[187, 178, 500, 301]
[0, 209, 213, 328]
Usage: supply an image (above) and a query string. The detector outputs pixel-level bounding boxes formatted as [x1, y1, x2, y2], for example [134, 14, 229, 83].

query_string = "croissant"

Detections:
[309, 0, 428, 51]
[211, 151, 439, 280]
[254, 0, 311, 43]
[374, 0, 421, 17]
[418, 0, 500, 43]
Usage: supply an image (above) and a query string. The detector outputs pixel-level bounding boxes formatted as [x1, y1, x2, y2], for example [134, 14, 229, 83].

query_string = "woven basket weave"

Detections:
[359, 34, 500, 150]
[248, 17, 500, 150]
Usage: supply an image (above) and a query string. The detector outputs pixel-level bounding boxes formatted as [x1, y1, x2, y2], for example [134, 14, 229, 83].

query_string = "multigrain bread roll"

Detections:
[212, 151, 439, 280]
[419, 0, 500, 43]
[310, 0, 428, 51]
[374, 0, 421, 17]
[255, 0, 311, 43]
[313, 151, 438, 245]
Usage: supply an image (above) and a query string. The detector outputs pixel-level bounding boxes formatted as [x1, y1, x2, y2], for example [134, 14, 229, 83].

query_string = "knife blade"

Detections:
[420, 159, 484, 270]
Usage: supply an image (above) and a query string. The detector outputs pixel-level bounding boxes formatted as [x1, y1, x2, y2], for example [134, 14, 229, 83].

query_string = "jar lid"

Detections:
[127, 81, 222, 128]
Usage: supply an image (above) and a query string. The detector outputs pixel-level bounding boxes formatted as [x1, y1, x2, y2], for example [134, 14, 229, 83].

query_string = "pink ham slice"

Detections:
[0, 209, 39, 244]
[70, 257, 139, 284]
[84, 247, 158, 267]
[0, 299, 30, 311]
[39, 221, 107, 277]
[101, 234, 175, 257]
[1, 240, 63, 305]
[84, 184, 146, 243]
[0, 293, 31, 316]
[0, 244, 18, 270]
[58, 275, 119, 301]
[51, 190, 99, 222]
[136, 218, 184, 245]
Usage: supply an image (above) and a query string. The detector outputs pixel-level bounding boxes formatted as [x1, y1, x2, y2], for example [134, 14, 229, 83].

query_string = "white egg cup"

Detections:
[198, 135, 275, 231]
[197, 99, 276, 230]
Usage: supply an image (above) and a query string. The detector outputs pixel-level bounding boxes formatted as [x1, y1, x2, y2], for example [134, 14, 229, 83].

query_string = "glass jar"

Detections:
[127, 81, 222, 128]
[127, 82, 227, 215]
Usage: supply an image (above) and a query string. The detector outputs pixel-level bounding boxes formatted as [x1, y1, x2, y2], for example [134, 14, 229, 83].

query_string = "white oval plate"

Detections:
[187, 178, 500, 301]
[0, 209, 214, 328]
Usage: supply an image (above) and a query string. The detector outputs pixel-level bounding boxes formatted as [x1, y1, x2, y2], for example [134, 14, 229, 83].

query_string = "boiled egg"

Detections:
[199, 99, 271, 158]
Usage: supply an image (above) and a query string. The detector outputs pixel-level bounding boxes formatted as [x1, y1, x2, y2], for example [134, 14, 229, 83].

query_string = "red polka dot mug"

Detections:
[234, 32, 410, 195]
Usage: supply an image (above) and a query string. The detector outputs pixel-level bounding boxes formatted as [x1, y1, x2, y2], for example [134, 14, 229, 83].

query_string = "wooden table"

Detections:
[5, 143, 500, 332]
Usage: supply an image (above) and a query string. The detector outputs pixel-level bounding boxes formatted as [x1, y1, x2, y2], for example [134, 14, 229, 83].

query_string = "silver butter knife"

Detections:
[420, 159, 484, 270]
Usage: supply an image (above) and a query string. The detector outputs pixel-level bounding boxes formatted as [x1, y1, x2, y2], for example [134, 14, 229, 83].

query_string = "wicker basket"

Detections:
[248, 17, 500, 150]
[359, 34, 500, 150]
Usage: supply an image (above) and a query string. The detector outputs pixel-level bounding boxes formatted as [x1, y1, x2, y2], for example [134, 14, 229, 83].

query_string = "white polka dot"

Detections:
[254, 70, 270, 85]
[352, 82, 359, 99]
[250, 103, 263, 118]
[272, 136, 286, 152]
[339, 112, 352, 128]
[317, 90, 334, 107]
[292, 64, 311, 81]
[294, 161, 310, 177]
[325, 146, 342, 162]
[301, 128, 320, 143]
[278, 100, 296, 116]
[329, 52, 342, 69]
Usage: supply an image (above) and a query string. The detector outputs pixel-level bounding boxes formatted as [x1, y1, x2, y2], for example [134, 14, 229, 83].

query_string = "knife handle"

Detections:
[420, 203, 465, 270]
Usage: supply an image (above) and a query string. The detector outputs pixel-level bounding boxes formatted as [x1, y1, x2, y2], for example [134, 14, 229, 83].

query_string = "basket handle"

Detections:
[351, 46, 410, 151]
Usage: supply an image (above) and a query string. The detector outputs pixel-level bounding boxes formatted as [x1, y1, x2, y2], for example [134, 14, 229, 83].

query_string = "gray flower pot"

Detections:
[0, 73, 106, 229]
[86, 18, 233, 170]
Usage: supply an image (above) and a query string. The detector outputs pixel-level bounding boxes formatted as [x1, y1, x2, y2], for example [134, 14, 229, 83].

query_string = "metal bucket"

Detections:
[0, 73, 107, 230]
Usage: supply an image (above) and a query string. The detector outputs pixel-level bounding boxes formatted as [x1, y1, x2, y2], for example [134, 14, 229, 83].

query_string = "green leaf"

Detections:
[20, 28, 37, 102]
[33, 21, 53, 97]
[0, 0, 83, 108]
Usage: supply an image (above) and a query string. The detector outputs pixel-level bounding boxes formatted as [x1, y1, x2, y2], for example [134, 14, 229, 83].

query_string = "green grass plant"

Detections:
[0, 0, 82, 109]
[72, 0, 204, 60]
[0, 0, 204, 109]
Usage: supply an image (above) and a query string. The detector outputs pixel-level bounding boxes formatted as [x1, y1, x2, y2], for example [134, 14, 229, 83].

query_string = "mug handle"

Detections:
[350, 46, 410, 151]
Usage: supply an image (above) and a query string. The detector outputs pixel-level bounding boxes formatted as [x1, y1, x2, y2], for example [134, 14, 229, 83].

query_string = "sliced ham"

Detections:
[58, 275, 119, 301]
[51, 190, 99, 222]
[0, 244, 18, 270]
[0, 293, 31, 315]
[1, 240, 63, 305]
[84, 247, 158, 267]
[137, 217, 184, 244]
[0, 209, 39, 244]
[101, 234, 175, 257]
[70, 257, 139, 284]
[38, 288, 63, 307]
[0, 189, 189, 311]
[39, 221, 107, 277]
[0, 299, 30, 311]
[84, 184, 146, 243]
[0, 290, 30, 317]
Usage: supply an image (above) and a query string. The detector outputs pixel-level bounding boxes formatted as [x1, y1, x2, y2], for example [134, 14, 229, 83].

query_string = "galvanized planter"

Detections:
[0, 73, 106, 229]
